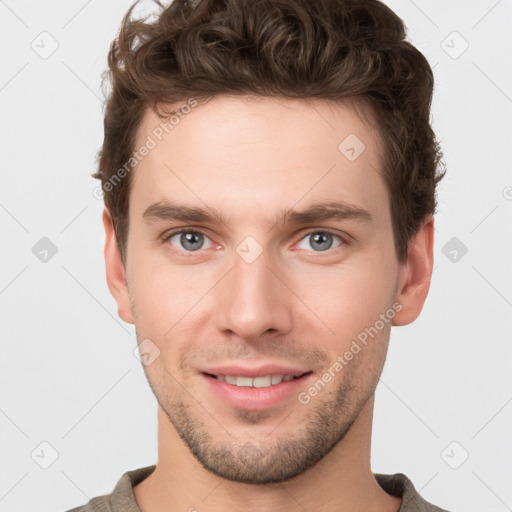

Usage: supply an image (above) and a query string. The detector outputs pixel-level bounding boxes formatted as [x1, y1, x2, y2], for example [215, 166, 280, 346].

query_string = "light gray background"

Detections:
[0, 1, 511, 511]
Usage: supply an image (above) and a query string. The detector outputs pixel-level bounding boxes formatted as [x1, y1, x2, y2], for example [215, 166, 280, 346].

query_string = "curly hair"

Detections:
[94, 0, 446, 264]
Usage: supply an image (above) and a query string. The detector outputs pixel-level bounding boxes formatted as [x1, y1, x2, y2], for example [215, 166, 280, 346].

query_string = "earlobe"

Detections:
[102, 208, 134, 325]
[392, 215, 435, 326]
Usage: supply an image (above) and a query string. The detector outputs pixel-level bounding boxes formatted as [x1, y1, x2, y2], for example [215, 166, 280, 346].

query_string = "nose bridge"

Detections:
[216, 242, 292, 339]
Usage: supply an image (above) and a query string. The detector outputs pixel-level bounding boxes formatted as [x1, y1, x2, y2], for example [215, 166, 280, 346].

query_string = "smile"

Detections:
[201, 371, 314, 410]
[210, 374, 302, 388]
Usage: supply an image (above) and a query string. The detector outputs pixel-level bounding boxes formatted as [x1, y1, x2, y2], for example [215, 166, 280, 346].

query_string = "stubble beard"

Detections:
[146, 364, 378, 485]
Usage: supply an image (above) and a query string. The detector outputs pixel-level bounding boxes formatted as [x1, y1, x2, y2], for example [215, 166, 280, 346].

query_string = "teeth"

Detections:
[215, 374, 298, 387]
[236, 376, 253, 387]
[253, 376, 272, 388]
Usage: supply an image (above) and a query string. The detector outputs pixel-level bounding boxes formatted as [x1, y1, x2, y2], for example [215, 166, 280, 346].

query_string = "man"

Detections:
[68, 0, 450, 510]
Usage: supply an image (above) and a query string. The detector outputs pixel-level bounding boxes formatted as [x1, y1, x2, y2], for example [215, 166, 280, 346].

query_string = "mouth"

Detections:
[203, 372, 312, 388]
[200, 370, 314, 410]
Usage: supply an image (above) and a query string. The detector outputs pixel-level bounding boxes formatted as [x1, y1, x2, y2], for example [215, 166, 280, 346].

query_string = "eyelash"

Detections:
[161, 228, 349, 256]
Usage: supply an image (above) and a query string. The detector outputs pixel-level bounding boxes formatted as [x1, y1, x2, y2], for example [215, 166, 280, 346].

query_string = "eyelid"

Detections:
[162, 227, 350, 254]
[162, 227, 211, 241]
[162, 228, 216, 253]
[293, 229, 349, 252]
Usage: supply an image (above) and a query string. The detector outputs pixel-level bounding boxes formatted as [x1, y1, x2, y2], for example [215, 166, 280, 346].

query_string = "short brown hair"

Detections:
[94, 0, 446, 264]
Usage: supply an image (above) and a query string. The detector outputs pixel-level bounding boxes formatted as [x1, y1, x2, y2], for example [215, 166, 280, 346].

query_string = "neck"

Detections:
[134, 396, 401, 512]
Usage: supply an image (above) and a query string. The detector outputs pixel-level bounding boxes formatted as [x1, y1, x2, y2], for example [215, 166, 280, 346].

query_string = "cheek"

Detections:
[128, 251, 216, 334]
[290, 257, 396, 347]
[127, 228, 398, 348]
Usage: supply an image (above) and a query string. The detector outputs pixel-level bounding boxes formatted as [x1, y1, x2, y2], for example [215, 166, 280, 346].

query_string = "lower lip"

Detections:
[201, 373, 313, 410]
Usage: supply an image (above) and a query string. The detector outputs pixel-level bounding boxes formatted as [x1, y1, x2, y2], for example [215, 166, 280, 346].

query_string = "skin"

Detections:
[103, 94, 434, 512]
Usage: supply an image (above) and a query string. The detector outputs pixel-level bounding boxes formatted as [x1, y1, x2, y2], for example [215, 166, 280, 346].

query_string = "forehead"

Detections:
[131, 95, 388, 224]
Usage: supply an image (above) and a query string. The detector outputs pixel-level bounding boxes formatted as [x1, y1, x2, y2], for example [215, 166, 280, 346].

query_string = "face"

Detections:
[105, 95, 430, 484]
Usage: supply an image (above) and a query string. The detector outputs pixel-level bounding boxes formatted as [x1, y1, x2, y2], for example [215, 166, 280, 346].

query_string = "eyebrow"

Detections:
[142, 200, 373, 230]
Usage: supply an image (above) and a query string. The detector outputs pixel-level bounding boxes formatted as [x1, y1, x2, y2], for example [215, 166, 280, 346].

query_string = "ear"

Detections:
[392, 215, 434, 326]
[102, 208, 134, 324]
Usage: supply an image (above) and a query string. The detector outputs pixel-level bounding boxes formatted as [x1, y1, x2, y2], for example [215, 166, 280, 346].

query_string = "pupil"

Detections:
[311, 233, 332, 251]
[182, 232, 202, 251]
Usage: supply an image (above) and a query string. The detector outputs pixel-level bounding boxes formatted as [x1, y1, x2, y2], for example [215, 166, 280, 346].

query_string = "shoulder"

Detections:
[374, 472, 452, 512]
[62, 465, 156, 512]
[63, 495, 112, 512]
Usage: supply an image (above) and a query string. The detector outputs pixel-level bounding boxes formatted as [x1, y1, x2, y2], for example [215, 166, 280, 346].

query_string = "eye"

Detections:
[166, 230, 214, 252]
[296, 231, 344, 252]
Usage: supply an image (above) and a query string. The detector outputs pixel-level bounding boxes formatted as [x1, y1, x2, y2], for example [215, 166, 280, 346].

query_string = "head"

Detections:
[98, 0, 445, 484]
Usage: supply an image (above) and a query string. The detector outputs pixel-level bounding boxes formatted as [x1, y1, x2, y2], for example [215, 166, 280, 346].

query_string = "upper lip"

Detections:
[200, 364, 311, 378]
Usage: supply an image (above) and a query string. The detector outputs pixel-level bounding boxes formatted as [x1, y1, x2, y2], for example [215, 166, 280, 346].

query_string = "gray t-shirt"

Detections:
[64, 465, 451, 512]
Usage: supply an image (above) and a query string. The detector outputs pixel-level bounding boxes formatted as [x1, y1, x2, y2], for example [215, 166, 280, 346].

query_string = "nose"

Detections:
[214, 247, 293, 342]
